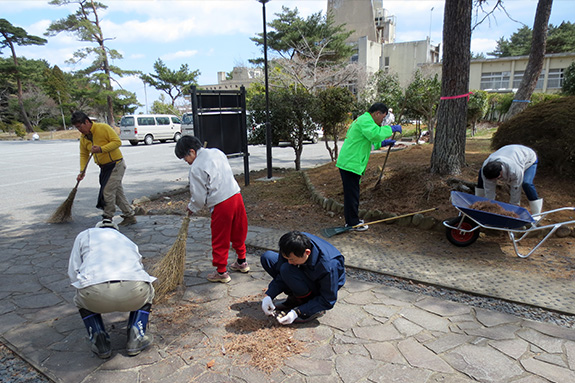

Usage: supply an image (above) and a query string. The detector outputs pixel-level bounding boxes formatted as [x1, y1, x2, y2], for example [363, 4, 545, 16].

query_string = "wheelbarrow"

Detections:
[443, 191, 575, 258]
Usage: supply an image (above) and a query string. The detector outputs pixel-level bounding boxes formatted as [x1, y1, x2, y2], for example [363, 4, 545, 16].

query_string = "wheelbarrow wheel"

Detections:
[445, 217, 480, 247]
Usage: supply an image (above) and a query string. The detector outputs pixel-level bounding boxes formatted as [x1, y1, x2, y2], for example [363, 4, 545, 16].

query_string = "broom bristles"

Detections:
[49, 154, 92, 224]
[47, 186, 78, 223]
[152, 216, 191, 302]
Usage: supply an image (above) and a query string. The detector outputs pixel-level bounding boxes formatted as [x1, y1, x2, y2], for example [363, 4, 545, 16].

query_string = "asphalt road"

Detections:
[0, 139, 333, 233]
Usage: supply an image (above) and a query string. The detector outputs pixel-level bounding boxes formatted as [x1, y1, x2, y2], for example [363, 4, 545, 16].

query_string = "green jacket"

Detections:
[336, 112, 393, 175]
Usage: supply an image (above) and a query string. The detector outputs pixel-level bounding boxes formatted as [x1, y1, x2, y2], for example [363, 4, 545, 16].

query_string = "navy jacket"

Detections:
[266, 232, 346, 316]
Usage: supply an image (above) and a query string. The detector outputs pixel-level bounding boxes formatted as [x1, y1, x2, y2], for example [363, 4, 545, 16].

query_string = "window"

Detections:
[535, 70, 545, 89]
[512, 71, 524, 89]
[182, 114, 193, 125]
[547, 68, 564, 88]
[156, 117, 170, 125]
[138, 117, 155, 126]
[512, 70, 546, 89]
[171, 117, 182, 124]
[384, 56, 390, 67]
[480, 72, 510, 90]
[120, 116, 134, 127]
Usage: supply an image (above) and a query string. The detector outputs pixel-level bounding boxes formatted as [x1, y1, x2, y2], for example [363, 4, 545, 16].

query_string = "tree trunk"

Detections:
[507, 0, 553, 119]
[16, 77, 34, 133]
[430, 0, 472, 176]
[323, 136, 335, 162]
[293, 143, 303, 171]
[427, 115, 436, 144]
[102, 51, 115, 126]
[6, 39, 33, 132]
[94, 3, 115, 127]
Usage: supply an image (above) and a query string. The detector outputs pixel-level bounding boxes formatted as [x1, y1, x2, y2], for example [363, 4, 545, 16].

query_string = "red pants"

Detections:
[211, 193, 248, 272]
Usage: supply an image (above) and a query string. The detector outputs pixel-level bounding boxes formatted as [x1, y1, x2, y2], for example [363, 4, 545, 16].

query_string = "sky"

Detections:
[2, 0, 574, 114]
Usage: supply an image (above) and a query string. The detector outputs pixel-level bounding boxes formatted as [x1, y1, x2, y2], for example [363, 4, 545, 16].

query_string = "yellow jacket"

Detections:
[79, 122, 123, 170]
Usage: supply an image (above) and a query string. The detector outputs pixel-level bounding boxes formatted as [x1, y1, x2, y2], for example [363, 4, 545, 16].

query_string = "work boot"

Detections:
[81, 312, 111, 359]
[119, 215, 137, 226]
[126, 304, 152, 356]
[475, 187, 485, 198]
[529, 198, 543, 222]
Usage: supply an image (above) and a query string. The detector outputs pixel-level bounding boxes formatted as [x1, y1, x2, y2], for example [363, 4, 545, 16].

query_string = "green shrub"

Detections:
[491, 96, 575, 176]
[529, 92, 561, 105]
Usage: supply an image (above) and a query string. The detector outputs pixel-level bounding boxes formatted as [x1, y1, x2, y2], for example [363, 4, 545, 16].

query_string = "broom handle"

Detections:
[74, 153, 94, 188]
[373, 132, 396, 189]
[353, 207, 438, 228]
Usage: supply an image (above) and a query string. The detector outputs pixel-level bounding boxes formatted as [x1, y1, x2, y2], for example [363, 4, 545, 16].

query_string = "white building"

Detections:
[330, 0, 573, 94]
[329, 0, 440, 88]
[201, 67, 263, 91]
[199, 1, 573, 96]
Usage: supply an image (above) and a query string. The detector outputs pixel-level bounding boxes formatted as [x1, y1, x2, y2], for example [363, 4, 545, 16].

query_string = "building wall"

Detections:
[328, 0, 378, 43]
[201, 67, 263, 91]
[469, 52, 575, 93]
[383, 39, 440, 87]
[356, 37, 440, 87]
[422, 52, 575, 94]
[357, 36, 383, 76]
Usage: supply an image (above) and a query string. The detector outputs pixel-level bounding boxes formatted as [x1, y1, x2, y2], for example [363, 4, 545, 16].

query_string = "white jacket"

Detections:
[68, 228, 156, 289]
[482, 145, 537, 205]
[187, 147, 241, 213]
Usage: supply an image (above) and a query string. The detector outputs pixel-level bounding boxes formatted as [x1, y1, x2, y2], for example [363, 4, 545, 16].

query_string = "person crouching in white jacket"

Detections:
[475, 144, 543, 217]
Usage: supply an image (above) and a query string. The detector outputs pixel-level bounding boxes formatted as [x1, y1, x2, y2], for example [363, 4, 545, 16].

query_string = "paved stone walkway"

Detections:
[249, 229, 575, 316]
[1, 215, 575, 382]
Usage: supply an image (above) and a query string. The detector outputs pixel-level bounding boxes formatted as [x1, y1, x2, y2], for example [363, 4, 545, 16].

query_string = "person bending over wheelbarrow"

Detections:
[260, 231, 346, 325]
[475, 144, 543, 216]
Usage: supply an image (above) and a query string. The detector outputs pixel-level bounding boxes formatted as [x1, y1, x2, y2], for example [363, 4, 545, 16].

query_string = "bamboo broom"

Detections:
[48, 153, 93, 223]
[152, 215, 191, 302]
[152, 141, 204, 301]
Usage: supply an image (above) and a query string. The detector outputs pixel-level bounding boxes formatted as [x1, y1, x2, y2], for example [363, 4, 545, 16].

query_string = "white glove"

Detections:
[262, 296, 276, 316]
[277, 310, 298, 325]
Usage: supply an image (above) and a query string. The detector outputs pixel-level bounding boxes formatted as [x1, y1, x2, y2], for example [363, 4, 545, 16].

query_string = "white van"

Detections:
[180, 112, 194, 137]
[119, 114, 182, 145]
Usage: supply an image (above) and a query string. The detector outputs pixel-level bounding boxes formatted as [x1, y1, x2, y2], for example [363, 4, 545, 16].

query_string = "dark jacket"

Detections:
[266, 232, 346, 316]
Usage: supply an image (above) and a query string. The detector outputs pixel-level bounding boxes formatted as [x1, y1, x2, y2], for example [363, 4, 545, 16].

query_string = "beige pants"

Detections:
[102, 160, 134, 219]
[74, 281, 155, 313]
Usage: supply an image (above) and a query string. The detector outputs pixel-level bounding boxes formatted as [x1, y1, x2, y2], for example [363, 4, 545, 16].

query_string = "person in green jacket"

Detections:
[335, 103, 402, 231]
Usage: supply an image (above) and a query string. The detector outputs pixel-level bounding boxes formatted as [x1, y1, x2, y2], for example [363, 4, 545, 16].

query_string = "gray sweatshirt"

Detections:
[482, 144, 537, 205]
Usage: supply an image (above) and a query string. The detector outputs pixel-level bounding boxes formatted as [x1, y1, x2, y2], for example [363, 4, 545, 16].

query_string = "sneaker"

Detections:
[119, 215, 137, 226]
[207, 271, 231, 283]
[294, 310, 325, 324]
[346, 220, 369, 232]
[229, 260, 250, 273]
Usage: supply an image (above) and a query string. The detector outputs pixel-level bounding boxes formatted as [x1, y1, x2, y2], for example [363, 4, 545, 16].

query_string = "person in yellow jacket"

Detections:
[335, 103, 402, 231]
[72, 111, 136, 226]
